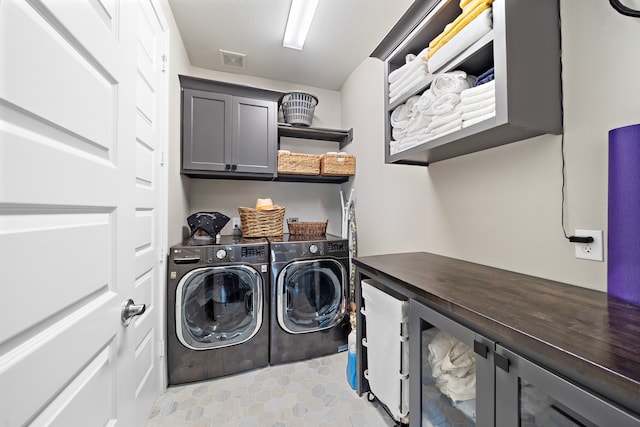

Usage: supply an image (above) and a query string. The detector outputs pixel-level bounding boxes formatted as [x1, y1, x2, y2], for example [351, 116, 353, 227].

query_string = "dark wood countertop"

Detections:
[354, 252, 640, 415]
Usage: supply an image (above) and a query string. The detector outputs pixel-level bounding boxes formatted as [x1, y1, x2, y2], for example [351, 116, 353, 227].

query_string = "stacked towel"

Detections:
[474, 67, 494, 85]
[390, 71, 477, 155]
[460, 79, 495, 128]
[427, 8, 493, 73]
[427, 71, 474, 138]
[427, 0, 494, 60]
[389, 47, 432, 104]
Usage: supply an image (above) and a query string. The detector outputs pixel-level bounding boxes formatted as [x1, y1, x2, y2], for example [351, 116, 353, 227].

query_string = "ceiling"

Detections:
[167, 0, 415, 91]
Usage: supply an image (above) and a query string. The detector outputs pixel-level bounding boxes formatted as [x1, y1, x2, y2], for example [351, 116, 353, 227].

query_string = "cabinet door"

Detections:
[182, 89, 232, 172]
[495, 345, 640, 427]
[232, 96, 276, 175]
[409, 299, 495, 427]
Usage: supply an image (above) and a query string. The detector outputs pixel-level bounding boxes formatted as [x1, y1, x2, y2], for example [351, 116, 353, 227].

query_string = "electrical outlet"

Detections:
[574, 229, 603, 261]
[288, 217, 298, 223]
[232, 217, 241, 229]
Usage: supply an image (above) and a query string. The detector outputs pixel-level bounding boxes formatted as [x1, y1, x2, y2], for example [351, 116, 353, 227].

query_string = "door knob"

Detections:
[121, 299, 146, 326]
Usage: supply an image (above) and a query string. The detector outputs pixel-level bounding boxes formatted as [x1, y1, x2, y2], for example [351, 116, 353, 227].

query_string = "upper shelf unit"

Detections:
[278, 123, 353, 149]
[372, 0, 562, 166]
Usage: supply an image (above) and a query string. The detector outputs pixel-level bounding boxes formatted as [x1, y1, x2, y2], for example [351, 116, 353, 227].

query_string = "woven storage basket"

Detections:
[238, 206, 285, 237]
[281, 91, 318, 126]
[287, 220, 328, 236]
[320, 153, 355, 176]
[277, 151, 320, 175]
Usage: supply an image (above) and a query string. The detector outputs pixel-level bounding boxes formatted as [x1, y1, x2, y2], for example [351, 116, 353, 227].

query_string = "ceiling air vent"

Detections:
[219, 49, 246, 69]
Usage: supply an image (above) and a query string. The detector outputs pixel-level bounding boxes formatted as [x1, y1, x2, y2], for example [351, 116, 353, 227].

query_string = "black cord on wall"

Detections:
[610, 0, 640, 17]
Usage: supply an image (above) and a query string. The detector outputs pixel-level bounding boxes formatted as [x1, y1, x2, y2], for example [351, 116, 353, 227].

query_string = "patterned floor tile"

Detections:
[146, 353, 396, 426]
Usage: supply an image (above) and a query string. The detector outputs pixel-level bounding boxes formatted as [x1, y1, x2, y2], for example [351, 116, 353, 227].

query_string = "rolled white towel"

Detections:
[391, 103, 410, 128]
[392, 126, 407, 141]
[404, 95, 421, 115]
[460, 97, 495, 114]
[430, 71, 472, 96]
[414, 89, 436, 116]
[429, 108, 462, 131]
[406, 112, 434, 135]
[432, 93, 461, 115]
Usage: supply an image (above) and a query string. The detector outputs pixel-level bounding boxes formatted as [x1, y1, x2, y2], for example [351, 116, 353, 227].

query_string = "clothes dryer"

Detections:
[167, 236, 269, 385]
[269, 234, 350, 365]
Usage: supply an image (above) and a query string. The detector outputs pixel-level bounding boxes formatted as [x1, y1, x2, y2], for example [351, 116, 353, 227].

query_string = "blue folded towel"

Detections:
[474, 67, 494, 86]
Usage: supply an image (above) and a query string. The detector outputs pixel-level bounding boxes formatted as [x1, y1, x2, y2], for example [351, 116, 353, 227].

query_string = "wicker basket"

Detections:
[281, 91, 318, 126]
[277, 151, 320, 175]
[238, 206, 285, 237]
[320, 153, 355, 176]
[287, 220, 328, 236]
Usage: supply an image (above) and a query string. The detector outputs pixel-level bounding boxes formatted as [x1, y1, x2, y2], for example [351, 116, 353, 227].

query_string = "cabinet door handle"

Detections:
[231, 164, 237, 170]
[225, 164, 231, 170]
[473, 340, 489, 358]
[495, 353, 510, 372]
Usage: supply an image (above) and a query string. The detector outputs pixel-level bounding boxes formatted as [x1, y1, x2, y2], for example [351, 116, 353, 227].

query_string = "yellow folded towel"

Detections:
[427, 0, 493, 59]
[428, 0, 493, 51]
[459, 0, 473, 9]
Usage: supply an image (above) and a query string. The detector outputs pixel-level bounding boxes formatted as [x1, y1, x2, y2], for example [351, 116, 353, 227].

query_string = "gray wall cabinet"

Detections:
[372, 0, 562, 166]
[180, 76, 280, 179]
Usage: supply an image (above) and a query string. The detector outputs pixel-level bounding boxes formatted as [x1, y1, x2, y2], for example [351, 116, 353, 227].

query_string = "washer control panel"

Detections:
[204, 244, 268, 264]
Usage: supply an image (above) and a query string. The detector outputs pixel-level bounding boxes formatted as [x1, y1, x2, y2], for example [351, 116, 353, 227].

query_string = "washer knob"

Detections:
[215, 249, 227, 260]
[309, 244, 319, 254]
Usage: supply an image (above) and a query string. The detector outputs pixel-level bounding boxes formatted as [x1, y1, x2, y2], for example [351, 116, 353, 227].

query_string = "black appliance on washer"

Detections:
[269, 234, 350, 365]
[167, 236, 269, 385]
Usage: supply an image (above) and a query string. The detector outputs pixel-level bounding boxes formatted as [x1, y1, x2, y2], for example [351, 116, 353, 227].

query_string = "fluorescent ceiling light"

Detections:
[283, 0, 319, 50]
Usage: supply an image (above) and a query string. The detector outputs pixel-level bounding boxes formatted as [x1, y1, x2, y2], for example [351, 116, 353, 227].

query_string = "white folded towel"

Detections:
[430, 117, 463, 135]
[460, 88, 495, 106]
[462, 103, 495, 121]
[388, 48, 429, 84]
[462, 111, 496, 128]
[432, 93, 461, 115]
[431, 71, 472, 97]
[389, 72, 432, 105]
[460, 97, 495, 114]
[427, 8, 493, 73]
[460, 80, 495, 98]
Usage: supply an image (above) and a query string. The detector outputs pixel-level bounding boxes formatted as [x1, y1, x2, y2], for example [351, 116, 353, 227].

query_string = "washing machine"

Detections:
[269, 234, 350, 365]
[167, 236, 270, 385]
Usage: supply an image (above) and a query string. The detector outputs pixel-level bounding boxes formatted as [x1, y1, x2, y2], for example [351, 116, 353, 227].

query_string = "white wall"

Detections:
[341, 0, 640, 292]
[159, 0, 192, 246]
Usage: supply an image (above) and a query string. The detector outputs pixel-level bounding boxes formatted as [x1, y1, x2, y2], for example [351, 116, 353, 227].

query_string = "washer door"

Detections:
[176, 265, 263, 350]
[277, 259, 346, 334]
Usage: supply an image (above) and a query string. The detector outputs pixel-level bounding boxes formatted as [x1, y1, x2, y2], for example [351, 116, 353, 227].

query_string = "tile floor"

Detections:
[145, 352, 396, 427]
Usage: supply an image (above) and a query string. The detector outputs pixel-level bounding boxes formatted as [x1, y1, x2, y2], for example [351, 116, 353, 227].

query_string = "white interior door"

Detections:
[133, 0, 168, 425]
[0, 0, 164, 425]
